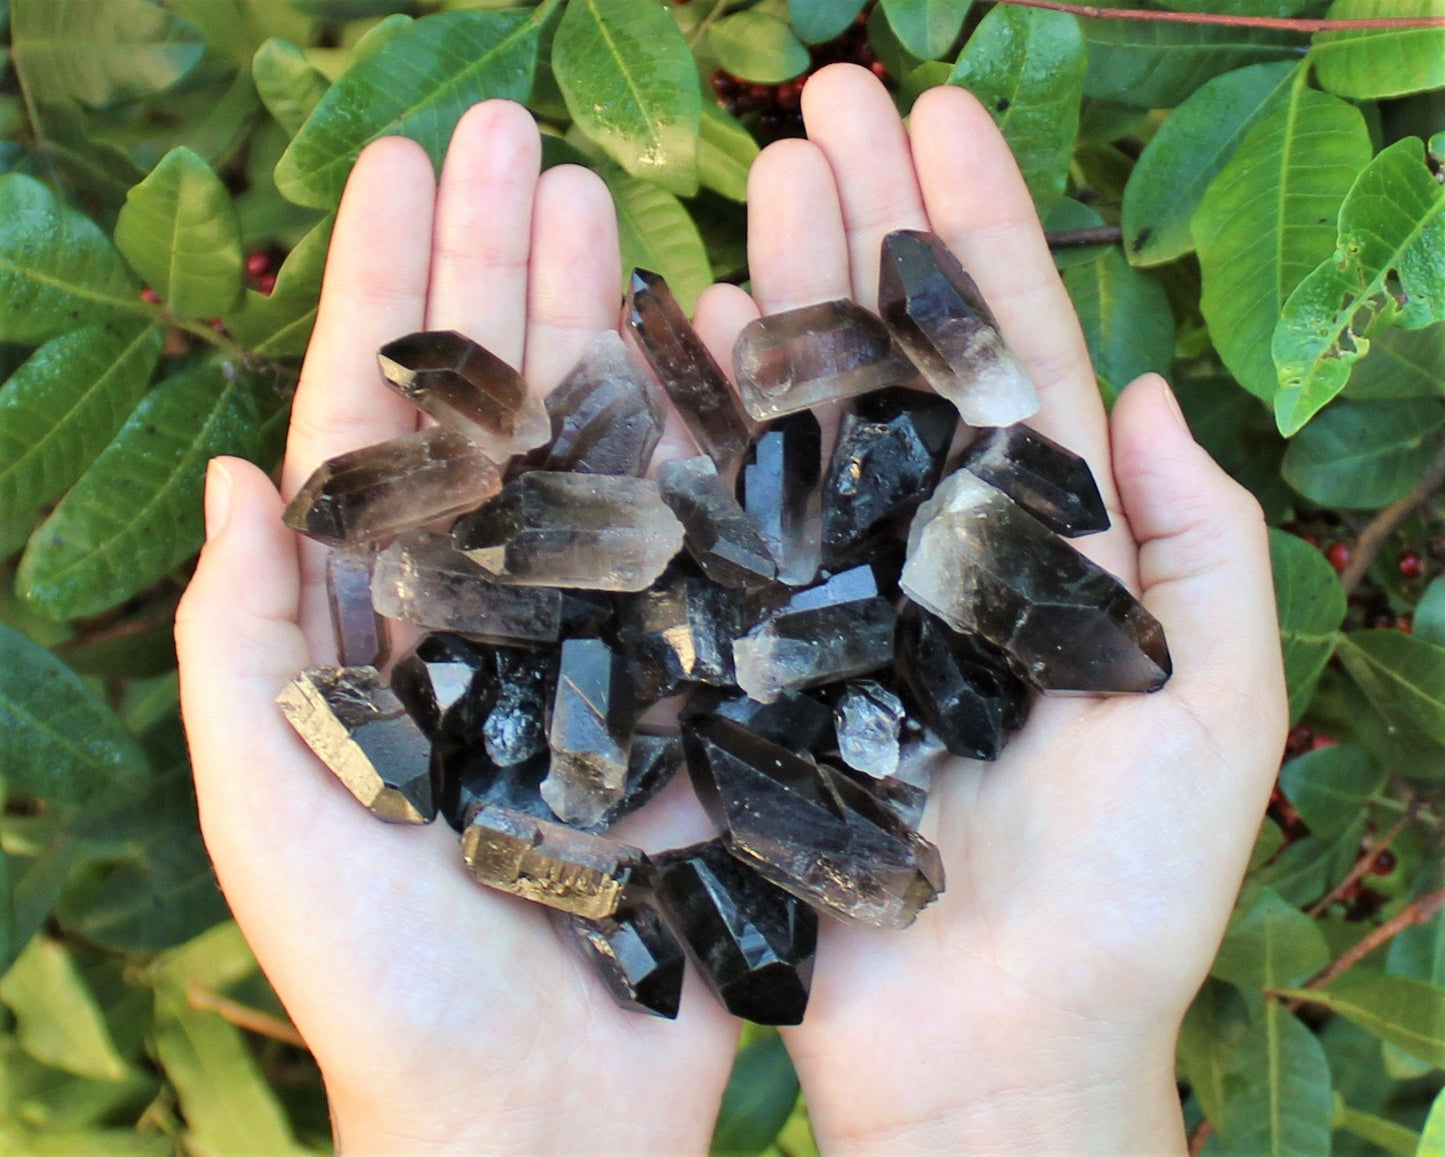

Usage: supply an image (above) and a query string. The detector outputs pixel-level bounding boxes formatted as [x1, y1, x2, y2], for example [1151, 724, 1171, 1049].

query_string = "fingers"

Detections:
[747, 140, 850, 313]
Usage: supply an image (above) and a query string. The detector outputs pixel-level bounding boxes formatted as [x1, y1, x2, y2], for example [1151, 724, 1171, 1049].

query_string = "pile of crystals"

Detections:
[277, 229, 1171, 1026]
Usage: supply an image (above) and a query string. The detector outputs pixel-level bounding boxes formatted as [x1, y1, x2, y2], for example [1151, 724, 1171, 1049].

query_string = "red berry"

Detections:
[1286, 725, 1314, 756]
[140, 286, 161, 304]
[1399, 551, 1425, 579]
[710, 70, 739, 97]
[210, 318, 226, 334]
[1325, 541, 1352, 572]
[869, 60, 890, 82]
[257, 272, 277, 296]
[245, 250, 273, 278]
[1398, 612, 1414, 634]
[1370, 849, 1397, 875]
[1312, 733, 1340, 750]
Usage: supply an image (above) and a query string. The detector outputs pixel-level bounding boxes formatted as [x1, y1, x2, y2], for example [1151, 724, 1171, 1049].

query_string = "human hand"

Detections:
[680, 64, 1288, 1153]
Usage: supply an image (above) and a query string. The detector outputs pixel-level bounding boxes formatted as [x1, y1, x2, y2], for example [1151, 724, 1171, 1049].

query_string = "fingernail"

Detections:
[1159, 378, 1190, 434]
[204, 459, 233, 540]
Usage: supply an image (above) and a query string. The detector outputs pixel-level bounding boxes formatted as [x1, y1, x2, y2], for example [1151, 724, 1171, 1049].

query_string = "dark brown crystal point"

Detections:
[732, 298, 920, 421]
[624, 269, 752, 469]
[902, 471, 1171, 693]
[389, 632, 489, 743]
[618, 568, 743, 703]
[653, 839, 816, 1025]
[542, 331, 666, 476]
[542, 637, 637, 829]
[276, 666, 435, 823]
[378, 330, 550, 459]
[461, 804, 649, 920]
[683, 716, 943, 929]
[962, 424, 1109, 537]
[325, 549, 389, 668]
[564, 893, 686, 1019]
[878, 230, 1040, 427]
[283, 427, 502, 548]
[739, 410, 822, 587]
[438, 748, 551, 833]
[657, 456, 778, 591]
[682, 688, 835, 756]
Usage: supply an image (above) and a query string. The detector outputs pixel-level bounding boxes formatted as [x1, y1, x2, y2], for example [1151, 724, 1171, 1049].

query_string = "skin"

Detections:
[175, 65, 1287, 1155]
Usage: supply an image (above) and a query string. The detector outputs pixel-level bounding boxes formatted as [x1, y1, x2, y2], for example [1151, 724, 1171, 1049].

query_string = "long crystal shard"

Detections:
[901, 471, 1171, 692]
[283, 427, 502, 548]
[732, 298, 920, 421]
[739, 410, 822, 587]
[452, 472, 684, 592]
[564, 893, 686, 1019]
[657, 456, 777, 591]
[624, 269, 752, 468]
[960, 423, 1109, 537]
[325, 549, 389, 668]
[276, 666, 434, 823]
[378, 330, 550, 459]
[542, 638, 636, 829]
[878, 230, 1040, 427]
[542, 331, 666, 476]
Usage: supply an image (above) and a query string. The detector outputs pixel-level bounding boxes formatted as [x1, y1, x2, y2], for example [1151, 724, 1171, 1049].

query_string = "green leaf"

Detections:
[1216, 1000, 1332, 1157]
[554, 0, 700, 197]
[223, 211, 333, 357]
[946, 5, 1085, 215]
[1415, 575, 1445, 648]
[1257, 817, 1366, 907]
[1312, 0, 1445, 101]
[606, 168, 711, 314]
[1278, 743, 1386, 838]
[1043, 197, 1111, 270]
[0, 173, 145, 344]
[0, 1036, 158, 1135]
[9, 0, 205, 108]
[275, 9, 543, 209]
[1194, 86, 1371, 404]
[1062, 247, 1174, 406]
[1269, 528, 1347, 724]
[17, 358, 285, 620]
[879, 0, 971, 60]
[1333, 1099, 1420, 1157]
[153, 921, 259, 994]
[0, 324, 162, 537]
[711, 1031, 800, 1155]
[113, 147, 244, 320]
[698, 102, 759, 204]
[1273, 138, 1445, 436]
[1422, 1088, 1445, 1155]
[1281, 972, 1445, 1068]
[0, 937, 128, 1081]
[791, 0, 869, 46]
[1212, 887, 1330, 990]
[0, 624, 149, 810]
[1337, 629, 1445, 750]
[1341, 321, 1445, 400]
[709, 12, 809, 84]
[1281, 397, 1445, 508]
[251, 37, 329, 138]
[1179, 978, 1252, 1124]
[1080, 17, 1296, 109]
[1121, 61, 1296, 267]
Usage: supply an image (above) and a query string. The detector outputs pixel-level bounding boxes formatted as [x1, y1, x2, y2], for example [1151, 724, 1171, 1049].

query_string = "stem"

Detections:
[1187, 1119, 1213, 1156]
[1293, 887, 1445, 998]
[1340, 439, 1445, 594]
[993, 0, 1445, 32]
[1046, 225, 1122, 248]
[1304, 809, 1413, 918]
[186, 983, 308, 1049]
[689, 0, 739, 47]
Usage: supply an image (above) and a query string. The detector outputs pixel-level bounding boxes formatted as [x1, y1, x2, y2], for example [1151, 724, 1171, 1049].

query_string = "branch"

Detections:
[1294, 887, 1445, 998]
[1340, 438, 1445, 594]
[1187, 1119, 1213, 1156]
[1304, 809, 1413, 918]
[994, 0, 1445, 32]
[1046, 225, 1122, 248]
[186, 983, 308, 1049]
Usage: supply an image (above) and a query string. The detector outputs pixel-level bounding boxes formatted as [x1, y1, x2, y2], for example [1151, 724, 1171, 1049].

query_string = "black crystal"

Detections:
[618, 568, 743, 703]
[542, 637, 637, 828]
[563, 892, 686, 1019]
[657, 456, 778, 592]
[682, 688, 834, 756]
[961, 424, 1109, 537]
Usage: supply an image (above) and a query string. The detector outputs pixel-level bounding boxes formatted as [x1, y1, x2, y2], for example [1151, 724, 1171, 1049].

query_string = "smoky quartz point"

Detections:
[624, 270, 752, 469]
[732, 298, 919, 421]
[961, 424, 1109, 537]
[325, 549, 389, 668]
[452, 472, 684, 592]
[389, 633, 489, 744]
[277, 666, 435, 824]
[878, 230, 1040, 427]
[653, 839, 816, 1025]
[901, 471, 1171, 693]
[542, 638, 637, 829]
[542, 331, 666, 476]
[618, 568, 743, 703]
[378, 330, 550, 459]
[833, 680, 906, 780]
[283, 427, 502, 548]
[682, 688, 835, 756]
[738, 410, 822, 587]
[563, 893, 686, 1019]
[657, 457, 777, 591]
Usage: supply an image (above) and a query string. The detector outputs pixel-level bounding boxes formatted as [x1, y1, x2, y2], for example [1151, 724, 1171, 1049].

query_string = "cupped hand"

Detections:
[683, 65, 1288, 1154]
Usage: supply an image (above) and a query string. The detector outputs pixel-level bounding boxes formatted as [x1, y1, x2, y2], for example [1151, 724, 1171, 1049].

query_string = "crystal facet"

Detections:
[437, 748, 552, 833]
[452, 472, 684, 592]
[283, 427, 502, 548]
[591, 730, 686, 832]
[901, 471, 1171, 692]
[833, 680, 906, 780]
[683, 688, 835, 756]
[325, 549, 389, 668]
[739, 410, 822, 587]
[276, 666, 435, 823]
[878, 230, 1040, 427]
[624, 269, 752, 468]
[378, 330, 550, 458]
[542, 331, 666, 476]
[541, 638, 637, 829]
[840, 768, 929, 829]
[563, 893, 686, 1019]
[618, 568, 743, 703]
[653, 839, 817, 1025]
[732, 298, 919, 421]
[389, 633, 489, 743]
[657, 456, 777, 591]
[961, 424, 1109, 537]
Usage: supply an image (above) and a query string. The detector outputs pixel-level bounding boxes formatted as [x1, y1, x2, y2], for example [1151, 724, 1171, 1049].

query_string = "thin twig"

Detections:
[1187, 1119, 1214, 1156]
[1045, 225, 1122, 248]
[186, 983, 308, 1049]
[1340, 439, 1445, 594]
[1291, 887, 1445, 1000]
[994, 0, 1445, 32]
[1304, 809, 1414, 918]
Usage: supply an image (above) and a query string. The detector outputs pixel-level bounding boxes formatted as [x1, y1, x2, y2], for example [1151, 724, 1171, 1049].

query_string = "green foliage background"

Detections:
[0, 0, 1441, 1152]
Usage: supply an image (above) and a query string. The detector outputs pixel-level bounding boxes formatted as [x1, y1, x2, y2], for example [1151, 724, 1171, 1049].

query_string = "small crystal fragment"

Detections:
[901, 471, 1171, 693]
[820, 387, 957, 566]
[378, 330, 550, 458]
[833, 680, 906, 780]
[563, 893, 686, 1019]
[484, 648, 554, 767]
[878, 230, 1040, 427]
[739, 410, 822, 587]
[653, 838, 816, 1025]
[276, 666, 434, 824]
[325, 549, 389, 668]
[624, 270, 752, 469]
[452, 472, 684, 592]
[732, 298, 920, 421]
[283, 427, 502, 548]
[371, 530, 564, 645]
[961, 424, 1109, 537]
[657, 456, 777, 591]
[684, 717, 943, 929]
[461, 804, 649, 919]
[618, 568, 743, 703]
[542, 331, 666, 476]
[389, 633, 489, 743]
[541, 638, 637, 829]
[733, 566, 897, 703]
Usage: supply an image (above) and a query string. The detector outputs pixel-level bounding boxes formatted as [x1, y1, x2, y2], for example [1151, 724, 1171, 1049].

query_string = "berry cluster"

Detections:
[1284, 519, 1436, 634]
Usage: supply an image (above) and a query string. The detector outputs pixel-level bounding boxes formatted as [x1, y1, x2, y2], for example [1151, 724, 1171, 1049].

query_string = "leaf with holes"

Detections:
[1063, 248, 1174, 406]
[1281, 397, 1445, 508]
[1269, 528, 1346, 724]
[1341, 321, 1445, 400]
[1312, 0, 1445, 100]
